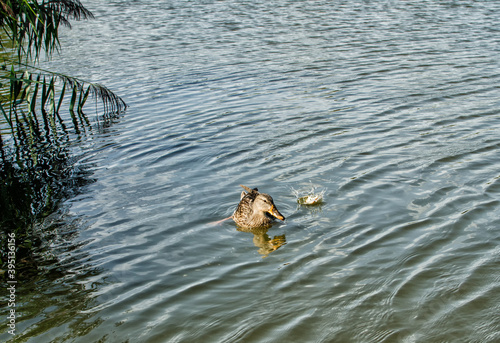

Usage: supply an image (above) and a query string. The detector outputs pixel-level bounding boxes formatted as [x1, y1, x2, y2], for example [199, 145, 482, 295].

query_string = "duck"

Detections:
[233, 185, 285, 229]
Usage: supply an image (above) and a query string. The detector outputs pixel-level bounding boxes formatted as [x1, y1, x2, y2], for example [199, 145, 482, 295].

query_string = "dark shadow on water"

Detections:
[0, 212, 108, 342]
[0, 134, 95, 275]
[0, 112, 122, 341]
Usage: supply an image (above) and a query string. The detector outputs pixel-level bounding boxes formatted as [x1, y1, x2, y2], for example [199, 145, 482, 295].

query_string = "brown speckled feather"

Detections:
[234, 188, 258, 222]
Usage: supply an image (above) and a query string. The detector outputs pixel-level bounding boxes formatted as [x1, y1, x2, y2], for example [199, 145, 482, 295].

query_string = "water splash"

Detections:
[292, 185, 326, 206]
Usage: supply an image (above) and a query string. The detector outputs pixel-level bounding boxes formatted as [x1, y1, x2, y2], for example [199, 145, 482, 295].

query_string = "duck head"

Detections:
[240, 185, 285, 221]
[254, 193, 285, 221]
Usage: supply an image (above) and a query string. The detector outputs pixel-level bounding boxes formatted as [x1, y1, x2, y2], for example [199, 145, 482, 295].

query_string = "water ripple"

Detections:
[14, 0, 500, 342]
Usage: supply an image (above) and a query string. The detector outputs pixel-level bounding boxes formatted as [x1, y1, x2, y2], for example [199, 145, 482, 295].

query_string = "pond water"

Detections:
[3, 0, 500, 342]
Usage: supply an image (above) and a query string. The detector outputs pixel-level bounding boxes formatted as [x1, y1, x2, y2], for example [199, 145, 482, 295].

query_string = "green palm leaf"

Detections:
[1, 0, 127, 143]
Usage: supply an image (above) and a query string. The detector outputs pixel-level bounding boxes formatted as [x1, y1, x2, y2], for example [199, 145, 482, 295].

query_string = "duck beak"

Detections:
[268, 205, 285, 221]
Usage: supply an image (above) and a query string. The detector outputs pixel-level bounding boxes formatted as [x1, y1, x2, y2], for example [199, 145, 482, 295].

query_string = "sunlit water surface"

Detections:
[3, 0, 500, 342]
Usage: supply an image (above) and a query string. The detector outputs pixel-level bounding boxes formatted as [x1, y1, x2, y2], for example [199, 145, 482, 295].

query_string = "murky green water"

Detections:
[2, 0, 500, 342]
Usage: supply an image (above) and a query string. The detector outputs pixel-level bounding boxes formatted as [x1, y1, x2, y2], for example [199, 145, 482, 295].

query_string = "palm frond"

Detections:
[0, 0, 15, 17]
[46, 0, 94, 22]
[1, 0, 95, 62]
[1, 65, 127, 138]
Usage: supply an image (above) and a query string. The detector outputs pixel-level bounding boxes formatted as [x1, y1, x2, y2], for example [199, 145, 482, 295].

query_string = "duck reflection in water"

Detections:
[237, 226, 286, 258]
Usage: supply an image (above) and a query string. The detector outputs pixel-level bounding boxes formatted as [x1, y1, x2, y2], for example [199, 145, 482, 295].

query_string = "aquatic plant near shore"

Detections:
[0, 0, 126, 281]
[0, 0, 127, 150]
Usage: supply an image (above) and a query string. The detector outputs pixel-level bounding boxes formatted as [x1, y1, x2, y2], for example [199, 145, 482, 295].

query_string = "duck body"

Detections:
[233, 185, 285, 229]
